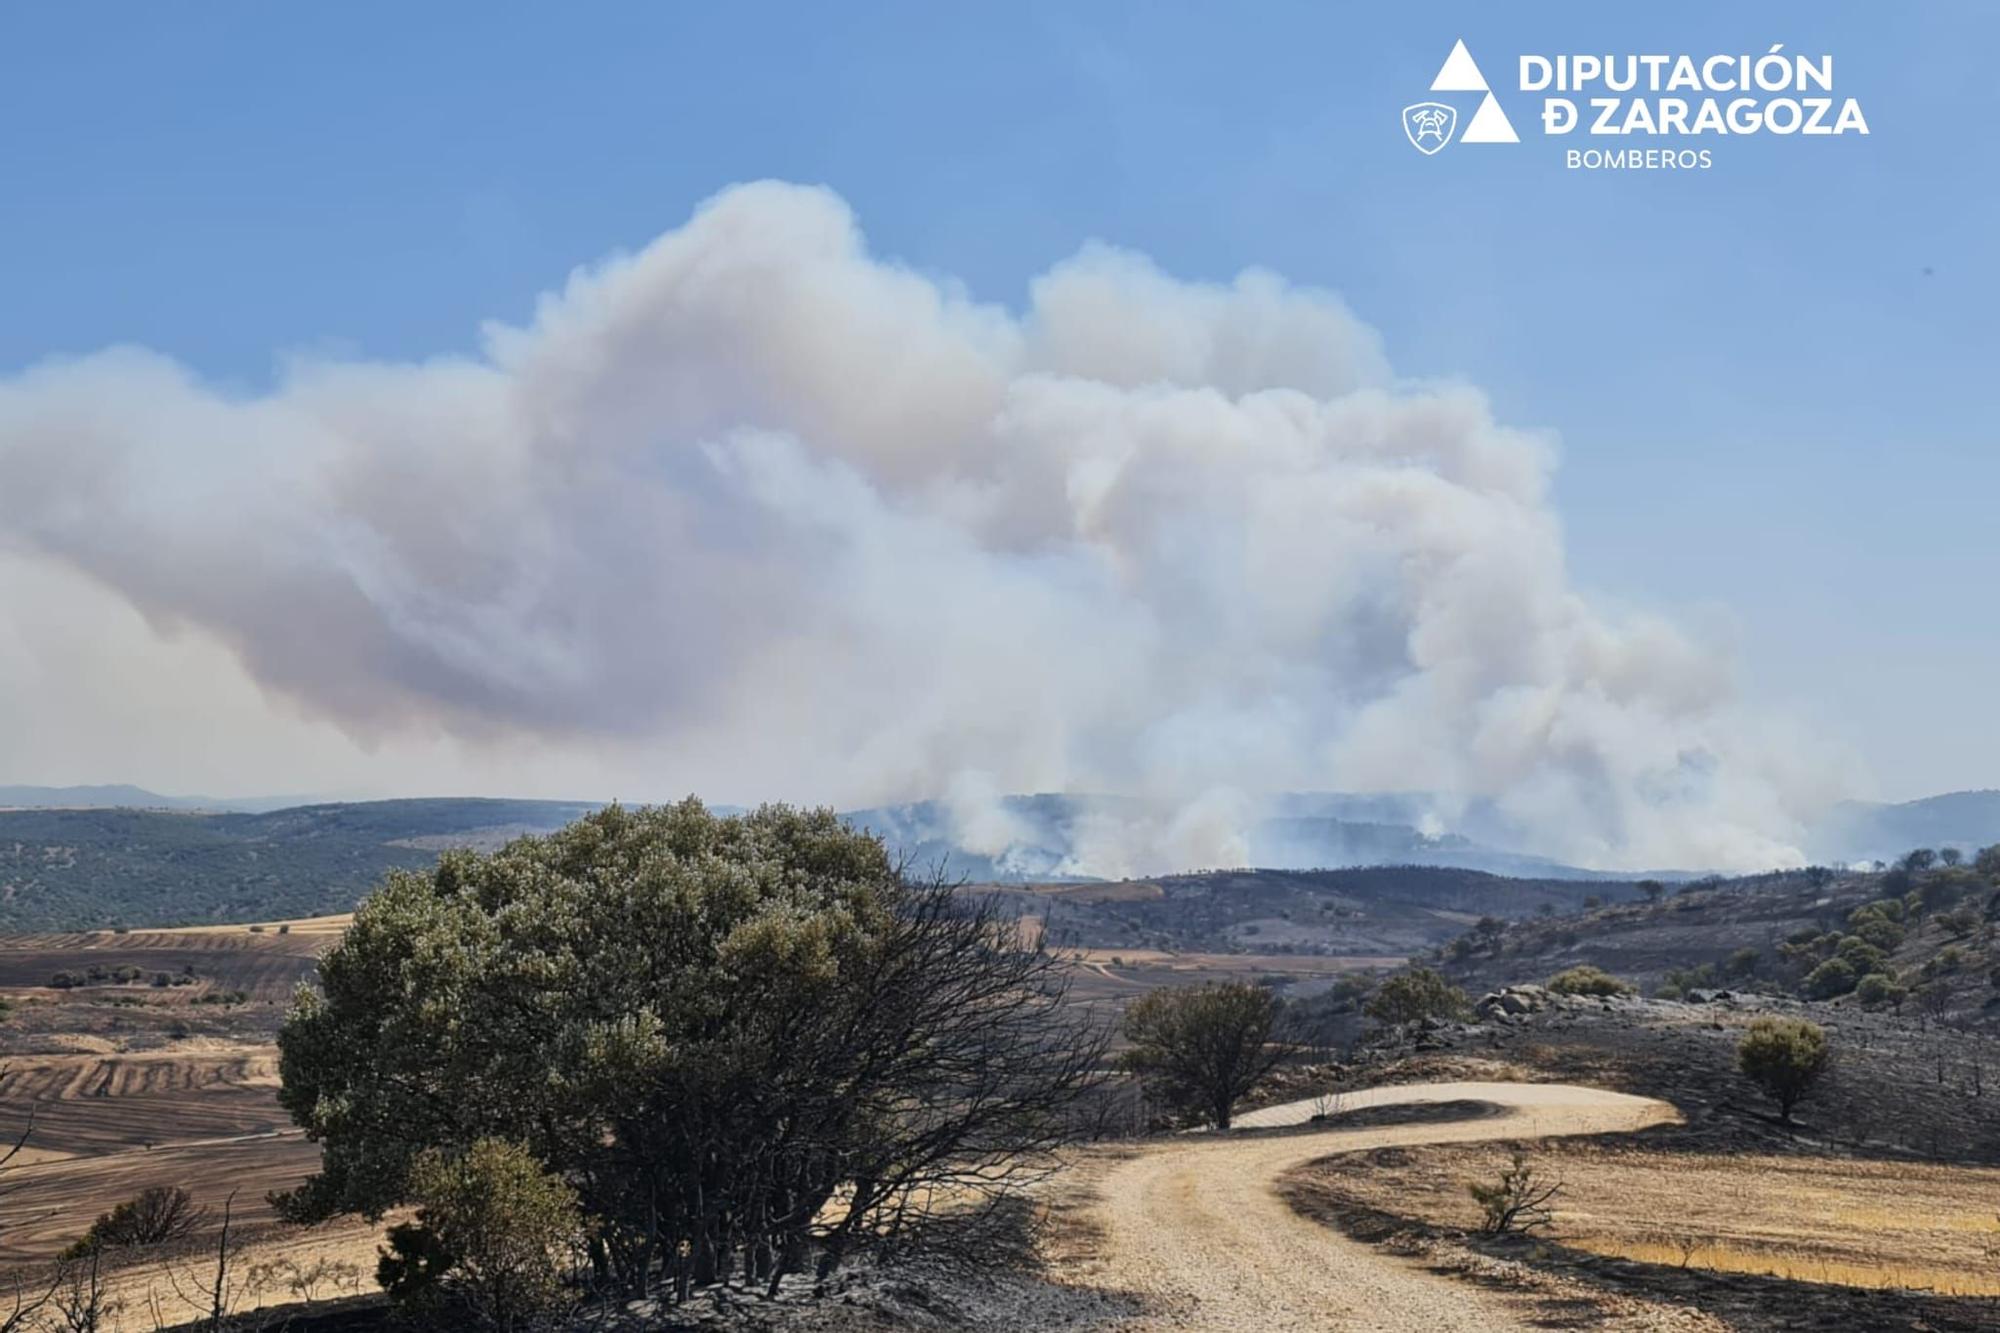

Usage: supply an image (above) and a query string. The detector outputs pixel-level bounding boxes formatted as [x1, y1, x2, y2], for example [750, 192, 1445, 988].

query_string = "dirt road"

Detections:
[1067, 1081, 1677, 1332]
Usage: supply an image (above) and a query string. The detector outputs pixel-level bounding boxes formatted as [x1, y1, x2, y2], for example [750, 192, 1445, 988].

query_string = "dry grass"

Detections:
[1313, 1140, 2000, 1299]
[1566, 1235, 2000, 1297]
[0, 925, 350, 1274]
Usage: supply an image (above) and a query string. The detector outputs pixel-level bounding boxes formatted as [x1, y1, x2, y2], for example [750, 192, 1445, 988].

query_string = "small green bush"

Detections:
[382, 1139, 581, 1329]
[1468, 1150, 1561, 1233]
[1658, 963, 1717, 1000]
[1547, 965, 1634, 997]
[1923, 946, 1968, 977]
[1848, 914, 1906, 951]
[1802, 957, 1858, 999]
[1737, 1017, 1830, 1124]
[1364, 968, 1468, 1026]
[1833, 936, 1887, 974]
[1854, 972, 1906, 1008]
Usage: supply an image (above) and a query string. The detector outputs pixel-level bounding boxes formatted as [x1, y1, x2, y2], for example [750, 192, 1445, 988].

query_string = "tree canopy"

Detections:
[1121, 982, 1282, 1130]
[1736, 1016, 1830, 1124]
[1363, 967, 1468, 1026]
[278, 800, 1104, 1300]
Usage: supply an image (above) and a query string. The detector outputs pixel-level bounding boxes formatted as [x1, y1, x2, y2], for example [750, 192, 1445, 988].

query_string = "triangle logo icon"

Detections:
[1459, 91, 1520, 143]
[1429, 39, 1489, 93]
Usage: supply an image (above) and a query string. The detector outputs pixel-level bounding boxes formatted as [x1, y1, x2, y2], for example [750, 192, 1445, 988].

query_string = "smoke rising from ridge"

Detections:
[0, 182, 1843, 871]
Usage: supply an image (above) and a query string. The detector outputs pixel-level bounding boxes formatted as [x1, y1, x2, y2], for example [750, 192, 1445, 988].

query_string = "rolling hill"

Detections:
[0, 799, 597, 929]
[1807, 790, 2000, 864]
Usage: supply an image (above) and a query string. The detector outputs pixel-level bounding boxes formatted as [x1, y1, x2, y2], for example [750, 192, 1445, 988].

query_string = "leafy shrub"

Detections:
[1848, 914, 1906, 952]
[1854, 972, 1906, 1008]
[1468, 1150, 1561, 1233]
[1363, 967, 1467, 1026]
[1803, 956, 1859, 999]
[1737, 1017, 1830, 1124]
[1124, 982, 1282, 1129]
[1851, 896, 1904, 924]
[1657, 963, 1717, 1000]
[1833, 936, 1887, 975]
[1923, 946, 1968, 977]
[1938, 905, 1980, 938]
[381, 1139, 581, 1330]
[1547, 965, 1634, 997]
[1722, 947, 1759, 978]
[63, 1186, 205, 1256]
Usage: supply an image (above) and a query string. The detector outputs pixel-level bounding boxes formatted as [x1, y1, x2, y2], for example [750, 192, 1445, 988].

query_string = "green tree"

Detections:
[1637, 880, 1666, 903]
[381, 1139, 580, 1331]
[1363, 967, 1468, 1026]
[1975, 843, 2000, 878]
[1832, 935, 1887, 975]
[1802, 956, 1858, 999]
[277, 801, 1104, 1301]
[1121, 982, 1282, 1130]
[1853, 972, 1906, 1009]
[1847, 913, 1905, 952]
[1736, 1017, 1830, 1124]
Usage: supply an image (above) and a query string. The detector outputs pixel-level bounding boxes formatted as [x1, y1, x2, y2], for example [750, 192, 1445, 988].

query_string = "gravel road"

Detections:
[1064, 1080, 1677, 1331]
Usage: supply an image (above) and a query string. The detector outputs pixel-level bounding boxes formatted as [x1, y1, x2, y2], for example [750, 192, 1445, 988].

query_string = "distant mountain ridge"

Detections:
[3, 783, 1995, 932]
[1806, 790, 2000, 865]
[0, 784, 305, 813]
[840, 793, 1605, 882]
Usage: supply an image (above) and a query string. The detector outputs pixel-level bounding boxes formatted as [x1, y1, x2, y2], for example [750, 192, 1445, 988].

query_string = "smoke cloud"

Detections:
[0, 182, 1843, 871]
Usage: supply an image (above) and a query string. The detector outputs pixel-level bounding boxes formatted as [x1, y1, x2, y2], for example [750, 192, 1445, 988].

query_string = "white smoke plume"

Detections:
[0, 182, 1844, 871]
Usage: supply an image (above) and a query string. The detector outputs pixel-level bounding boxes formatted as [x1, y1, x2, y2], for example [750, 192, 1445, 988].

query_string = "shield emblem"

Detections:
[1402, 102, 1457, 155]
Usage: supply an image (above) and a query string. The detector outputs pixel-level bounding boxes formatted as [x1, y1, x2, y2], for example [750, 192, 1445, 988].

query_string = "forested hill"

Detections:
[0, 799, 596, 930]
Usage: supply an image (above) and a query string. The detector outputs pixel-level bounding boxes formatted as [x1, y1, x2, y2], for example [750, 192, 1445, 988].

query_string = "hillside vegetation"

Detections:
[993, 867, 1635, 959]
[1427, 848, 2000, 1027]
[0, 800, 594, 930]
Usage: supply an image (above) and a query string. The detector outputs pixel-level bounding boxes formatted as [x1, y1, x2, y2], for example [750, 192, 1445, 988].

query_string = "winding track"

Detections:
[1070, 1081, 1677, 1332]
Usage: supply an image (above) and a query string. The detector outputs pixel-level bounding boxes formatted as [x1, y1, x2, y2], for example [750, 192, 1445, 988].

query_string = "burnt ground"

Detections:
[1271, 991, 2000, 1332]
[1434, 867, 2000, 1029]
[1382, 987, 2000, 1163]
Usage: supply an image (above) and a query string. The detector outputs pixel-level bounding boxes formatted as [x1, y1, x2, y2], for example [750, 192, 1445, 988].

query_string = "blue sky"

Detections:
[1, 2, 1994, 801]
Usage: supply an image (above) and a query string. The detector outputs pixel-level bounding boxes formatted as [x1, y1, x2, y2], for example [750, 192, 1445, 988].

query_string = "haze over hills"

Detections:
[1806, 790, 2000, 864]
[2, 784, 1996, 933]
[840, 792, 1601, 882]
